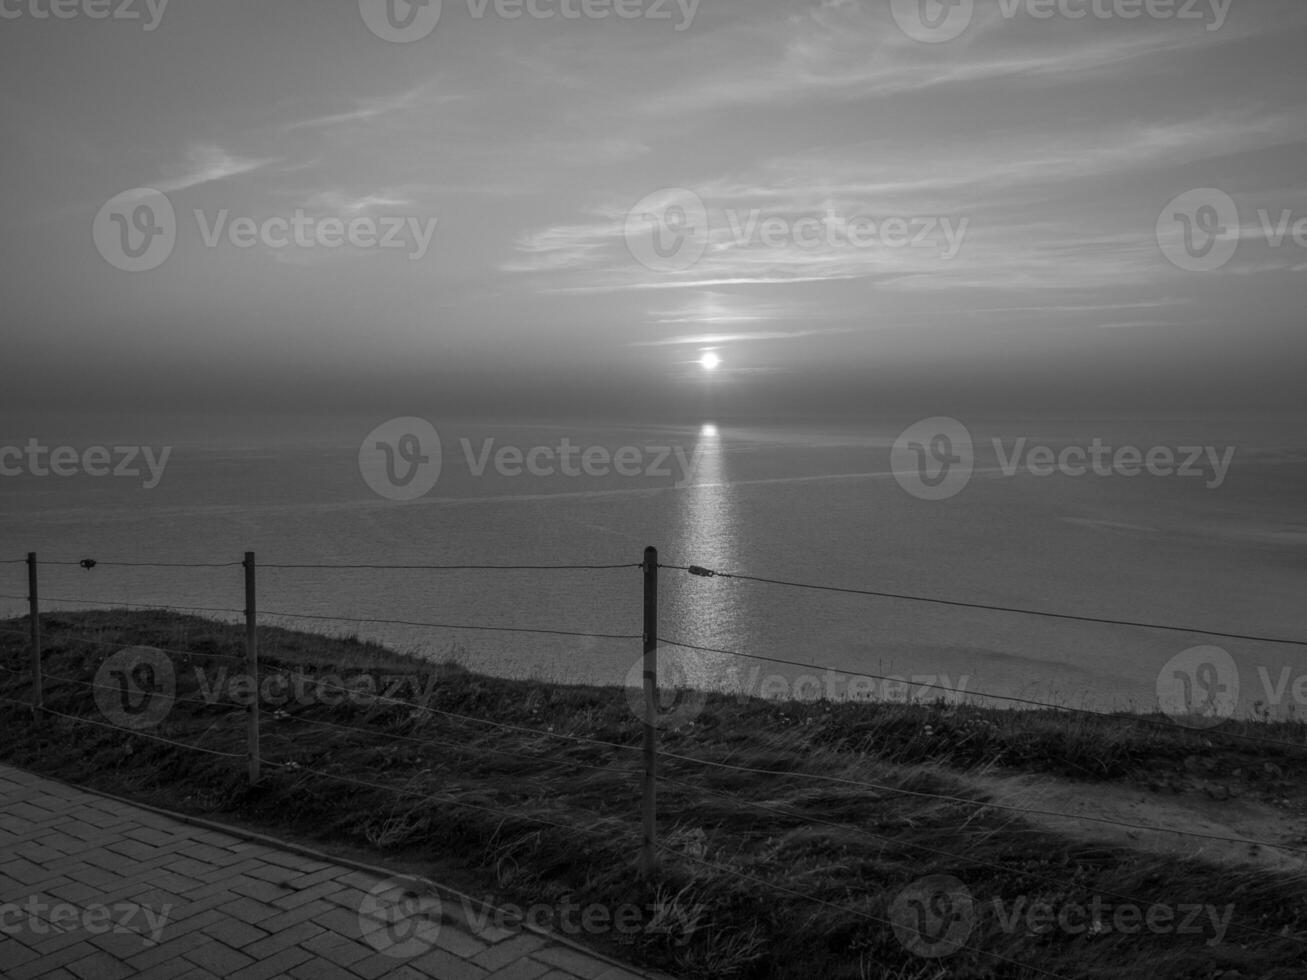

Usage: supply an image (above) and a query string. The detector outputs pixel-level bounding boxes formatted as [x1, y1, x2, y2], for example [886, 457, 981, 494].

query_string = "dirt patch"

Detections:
[965, 770, 1307, 873]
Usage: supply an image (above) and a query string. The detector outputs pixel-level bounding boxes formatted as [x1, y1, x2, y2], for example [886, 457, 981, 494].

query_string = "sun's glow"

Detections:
[699, 351, 721, 371]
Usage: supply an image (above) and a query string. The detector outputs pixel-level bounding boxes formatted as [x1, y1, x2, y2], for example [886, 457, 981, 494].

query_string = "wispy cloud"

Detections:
[283, 86, 459, 131]
[155, 143, 274, 192]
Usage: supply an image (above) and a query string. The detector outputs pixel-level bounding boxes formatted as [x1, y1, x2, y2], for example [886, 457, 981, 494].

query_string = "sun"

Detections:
[699, 351, 721, 371]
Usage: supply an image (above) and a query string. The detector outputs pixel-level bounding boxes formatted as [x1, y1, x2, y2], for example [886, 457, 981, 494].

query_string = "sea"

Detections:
[2, 415, 1305, 720]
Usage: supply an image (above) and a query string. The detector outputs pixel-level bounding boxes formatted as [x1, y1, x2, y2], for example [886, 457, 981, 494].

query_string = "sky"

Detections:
[2, 0, 1305, 424]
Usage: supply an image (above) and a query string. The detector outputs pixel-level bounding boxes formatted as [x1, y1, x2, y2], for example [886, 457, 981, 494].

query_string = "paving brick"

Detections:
[63, 950, 135, 980]
[48, 880, 113, 904]
[167, 888, 242, 921]
[165, 857, 228, 879]
[259, 851, 331, 873]
[227, 875, 290, 903]
[123, 932, 208, 972]
[484, 958, 552, 980]
[349, 951, 413, 979]
[217, 895, 279, 925]
[124, 827, 183, 847]
[244, 863, 299, 885]
[227, 943, 315, 980]
[15, 841, 68, 863]
[271, 877, 345, 910]
[181, 937, 256, 974]
[310, 905, 367, 941]
[24, 923, 100, 957]
[593, 968, 650, 980]
[3, 939, 98, 980]
[184, 843, 244, 865]
[284, 864, 348, 890]
[0, 936, 42, 969]
[165, 907, 230, 940]
[530, 946, 610, 979]
[199, 915, 269, 949]
[0, 857, 56, 886]
[410, 947, 489, 980]
[0, 764, 661, 980]
[258, 897, 337, 933]
[87, 927, 163, 959]
[301, 929, 374, 967]
[474, 934, 549, 972]
[429, 923, 490, 959]
[242, 917, 325, 960]
[289, 961, 360, 980]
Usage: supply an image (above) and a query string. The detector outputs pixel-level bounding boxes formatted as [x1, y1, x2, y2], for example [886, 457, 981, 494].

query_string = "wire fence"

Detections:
[2, 548, 1306, 974]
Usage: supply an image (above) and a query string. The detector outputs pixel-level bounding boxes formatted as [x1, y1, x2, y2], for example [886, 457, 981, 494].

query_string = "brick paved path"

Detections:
[0, 763, 665, 980]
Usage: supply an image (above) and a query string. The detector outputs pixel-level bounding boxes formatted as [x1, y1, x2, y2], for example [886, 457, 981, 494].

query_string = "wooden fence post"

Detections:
[641, 546, 658, 878]
[244, 552, 261, 784]
[28, 553, 42, 720]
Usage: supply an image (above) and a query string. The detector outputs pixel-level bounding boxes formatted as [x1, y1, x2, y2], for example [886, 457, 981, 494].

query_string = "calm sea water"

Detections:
[2, 416, 1305, 717]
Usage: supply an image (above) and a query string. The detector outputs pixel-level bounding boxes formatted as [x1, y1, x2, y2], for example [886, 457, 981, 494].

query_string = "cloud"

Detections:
[631, 328, 853, 346]
[300, 190, 415, 215]
[283, 85, 459, 131]
[155, 144, 274, 192]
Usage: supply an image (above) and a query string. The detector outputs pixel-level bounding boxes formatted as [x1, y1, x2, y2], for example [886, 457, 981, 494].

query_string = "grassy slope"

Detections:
[1, 610, 1306, 980]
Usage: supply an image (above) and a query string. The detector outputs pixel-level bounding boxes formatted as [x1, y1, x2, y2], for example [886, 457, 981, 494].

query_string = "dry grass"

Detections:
[2, 610, 1306, 979]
